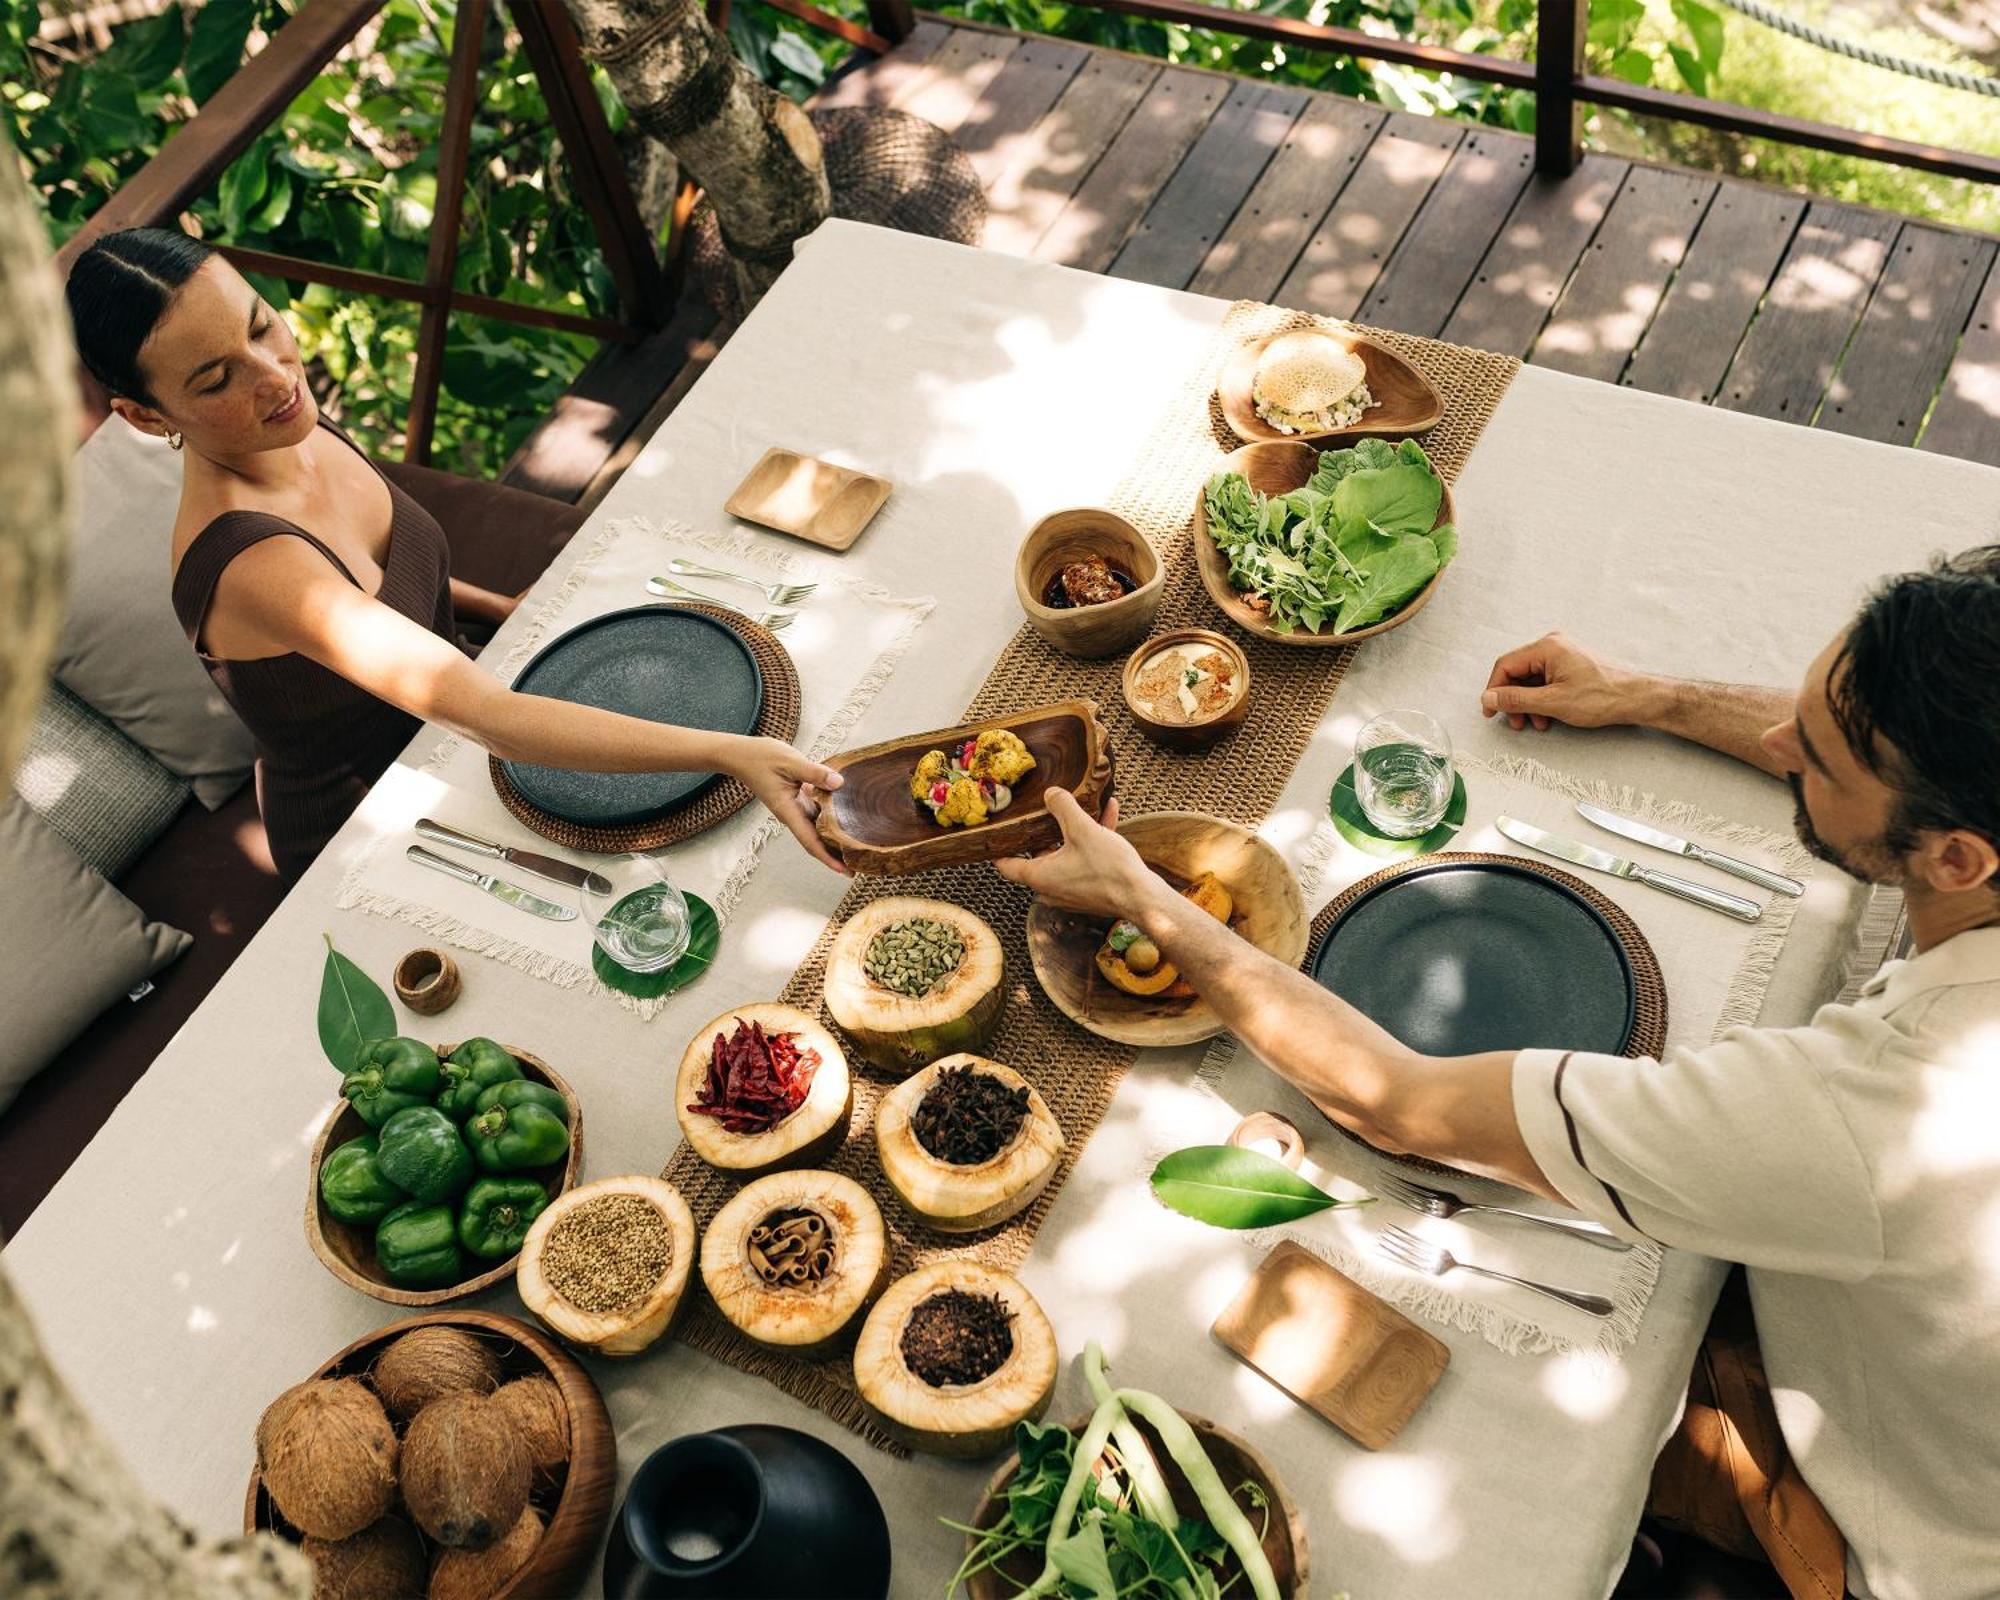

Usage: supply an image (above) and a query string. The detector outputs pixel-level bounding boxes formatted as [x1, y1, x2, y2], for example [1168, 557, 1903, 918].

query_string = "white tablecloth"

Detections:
[11, 221, 2000, 1600]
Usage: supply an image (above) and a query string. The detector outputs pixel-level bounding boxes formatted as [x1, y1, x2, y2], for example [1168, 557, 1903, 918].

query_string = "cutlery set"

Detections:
[646, 558, 818, 629]
[1498, 801, 1801, 922]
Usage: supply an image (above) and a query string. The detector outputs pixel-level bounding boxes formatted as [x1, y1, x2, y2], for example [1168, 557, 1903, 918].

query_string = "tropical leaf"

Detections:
[318, 934, 395, 1073]
[1151, 1145, 1360, 1229]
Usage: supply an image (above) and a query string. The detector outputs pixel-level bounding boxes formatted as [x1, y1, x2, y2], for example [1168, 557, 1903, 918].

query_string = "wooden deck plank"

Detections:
[1034, 67, 1228, 272]
[1441, 154, 1627, 358]
[1109, 78, 1308, 290]
[1272, 114, 1460, 321]
[1531, 164, 1713, 383]
[1715, 202, 1899, 424]
[983, 51, 1160, 258]
[1622, 182, 1804, 403]
[951, 33, 1092, 193]
[894, 25, 1019, 133]
[1920, 255, 2000, 464]
[1358, 128, 1534, 338]
[1819, 225, 1998, 446]
[813, 16, 953, 111]
[1186, 95, 1384, 303]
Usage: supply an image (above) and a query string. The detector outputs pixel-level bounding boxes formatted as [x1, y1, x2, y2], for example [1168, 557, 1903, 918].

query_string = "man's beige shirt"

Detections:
[1515, 927, 2000, 1600]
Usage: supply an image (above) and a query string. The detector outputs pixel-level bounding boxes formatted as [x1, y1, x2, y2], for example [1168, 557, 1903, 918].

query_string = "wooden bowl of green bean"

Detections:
[962, 1409, 1308, 1598]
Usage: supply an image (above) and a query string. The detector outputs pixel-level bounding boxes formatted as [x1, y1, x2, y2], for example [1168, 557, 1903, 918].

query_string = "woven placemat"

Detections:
[1304, 851, 1667, 1178]
[489, 603, 801, 854]
[663, 306, 1523, 1452]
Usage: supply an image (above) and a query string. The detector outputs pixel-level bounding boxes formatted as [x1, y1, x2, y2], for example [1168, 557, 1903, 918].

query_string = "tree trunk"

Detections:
[0, 151, 309, 1600]
[618, 123, 681, 239]
[563, 0, 830, 311]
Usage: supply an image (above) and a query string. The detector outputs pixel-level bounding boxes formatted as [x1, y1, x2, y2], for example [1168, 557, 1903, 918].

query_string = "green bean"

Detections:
[1016, 1390, 1128, 1599]
[1084, 1343, 1182, 1540]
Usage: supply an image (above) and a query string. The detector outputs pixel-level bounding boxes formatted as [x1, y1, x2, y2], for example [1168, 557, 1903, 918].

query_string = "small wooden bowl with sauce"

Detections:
[1121, 628, 1251, 751]
[1014, 508, 1163, 658]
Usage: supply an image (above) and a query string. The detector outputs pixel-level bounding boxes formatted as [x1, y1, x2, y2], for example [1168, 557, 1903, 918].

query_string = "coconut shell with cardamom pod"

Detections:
[823, 898, 1005, 1075]
[516, 1174, 696, 1357]
[399, 1391, 531, 1550]
[255, 1377, 400, 1541]
[301, 1514, 427, 1600]
[427, 1506, 545, 1600]
[370, 1325, 501, 1425]
[876, 1055, 1065, 1233]
[672, 1002, 852, 1177]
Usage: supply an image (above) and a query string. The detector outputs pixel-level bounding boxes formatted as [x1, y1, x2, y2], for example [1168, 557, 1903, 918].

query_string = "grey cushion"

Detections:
[14, 681, 189, 878]
[0, 797, 191, 1116]
[56, 421, 253, 808]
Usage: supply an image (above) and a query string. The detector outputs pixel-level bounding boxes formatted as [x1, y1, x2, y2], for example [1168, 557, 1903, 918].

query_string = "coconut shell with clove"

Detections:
[255, 1378, 399, 1540]
[301, 1515, 428, 1600]
[370, 1325, 501, 1424]
[488, 1375, 569, 1484]
[428, 1507, 544, 1600]
[400, 1391, 531, 1550]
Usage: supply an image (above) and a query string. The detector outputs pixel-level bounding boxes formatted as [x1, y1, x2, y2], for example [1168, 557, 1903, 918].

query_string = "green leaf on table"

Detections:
[1151, 1145, 1356, 1229]
[318, 933, 395, 1073]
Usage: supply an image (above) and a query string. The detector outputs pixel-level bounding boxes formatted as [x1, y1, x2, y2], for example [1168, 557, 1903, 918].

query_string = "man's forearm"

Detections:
[1632, 676, 1792, 777]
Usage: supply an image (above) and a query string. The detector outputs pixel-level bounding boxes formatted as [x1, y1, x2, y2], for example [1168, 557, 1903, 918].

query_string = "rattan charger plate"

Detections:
[490, 602, 801, 854]
[1302, 850, 1667, 1178]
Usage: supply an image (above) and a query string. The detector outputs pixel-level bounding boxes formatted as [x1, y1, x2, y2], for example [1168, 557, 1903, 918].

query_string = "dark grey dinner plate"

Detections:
[1310, 859, 1636, 1056]
[499, 605, 764, 828]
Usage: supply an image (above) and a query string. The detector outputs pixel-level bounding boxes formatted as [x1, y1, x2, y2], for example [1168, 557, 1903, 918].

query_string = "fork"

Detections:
[664, 558, 817, 607]
[644, 576, 793, 631]
[1378, 1224, 1616, 1317]
[1374, 1170, 1631, 1252]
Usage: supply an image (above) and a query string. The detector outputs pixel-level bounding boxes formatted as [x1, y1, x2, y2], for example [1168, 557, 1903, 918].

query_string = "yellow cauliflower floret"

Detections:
[933, 778, 990, 828]
[970, 729, 1036, 786]
[909, 749, 949, 803]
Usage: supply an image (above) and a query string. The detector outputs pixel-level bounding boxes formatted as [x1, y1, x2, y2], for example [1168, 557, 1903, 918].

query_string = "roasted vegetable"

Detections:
[317, 1135, 407, 1226]
[375, 1106, 475, 1203]
[375, 1201, 466, 1287]
[435, 1038, 523, 1122]
[340, 1038, 442, 1129]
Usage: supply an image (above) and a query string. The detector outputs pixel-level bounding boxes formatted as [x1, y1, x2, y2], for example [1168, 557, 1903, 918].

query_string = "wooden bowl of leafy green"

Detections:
[1194, 439, 1457, 646]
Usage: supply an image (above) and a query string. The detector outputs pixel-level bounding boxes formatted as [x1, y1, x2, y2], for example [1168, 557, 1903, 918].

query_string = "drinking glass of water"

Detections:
[1353, 711, 1455, 839]
[583, 852, 691, 974]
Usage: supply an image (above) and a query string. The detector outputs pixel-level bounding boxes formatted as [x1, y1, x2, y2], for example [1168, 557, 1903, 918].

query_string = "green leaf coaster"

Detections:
[591, 892, 719, 1000]
[1330, 760, 1467, 859]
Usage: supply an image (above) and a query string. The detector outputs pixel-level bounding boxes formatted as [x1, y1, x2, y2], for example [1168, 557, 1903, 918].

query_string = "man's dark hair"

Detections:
[64, 227, 215, 405]
[1830, 545, 2000, 859]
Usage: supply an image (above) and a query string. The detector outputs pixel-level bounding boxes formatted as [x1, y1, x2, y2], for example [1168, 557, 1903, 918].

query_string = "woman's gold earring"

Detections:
[166, 432, 183, 451]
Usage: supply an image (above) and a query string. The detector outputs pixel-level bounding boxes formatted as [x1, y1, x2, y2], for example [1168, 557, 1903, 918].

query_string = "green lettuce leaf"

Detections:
[1050, 1519, 1120, 1600]
[1333, 456, 1443, 539]
[1333, 532, 1447, 632]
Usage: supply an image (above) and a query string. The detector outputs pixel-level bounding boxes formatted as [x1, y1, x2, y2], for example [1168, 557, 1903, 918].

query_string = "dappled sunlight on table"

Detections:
[1540, 1349, 1631, 1421]
[1335, 1452, 1464, 1564]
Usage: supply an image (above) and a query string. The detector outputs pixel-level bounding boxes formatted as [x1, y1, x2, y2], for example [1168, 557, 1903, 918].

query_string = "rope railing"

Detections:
[1711, 0, 1999, 98]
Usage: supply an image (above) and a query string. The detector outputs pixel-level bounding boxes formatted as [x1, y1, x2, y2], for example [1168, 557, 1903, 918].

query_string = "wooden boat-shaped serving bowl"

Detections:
[246, 1308, 614, 1600]
[1027, 811, 1307, 1046]
[815, 699, 1114, 876]
[964, 1410, 1308, 1600]
[1218, 325, 1442, 446]
[1194, 440, 1457, 648]
[306, 1046, 582, 1307]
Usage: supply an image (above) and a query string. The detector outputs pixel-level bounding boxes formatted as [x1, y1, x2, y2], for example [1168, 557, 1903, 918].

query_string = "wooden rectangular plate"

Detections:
[814, 699, 1113, 876]
[725, 447, 892, 551]
[1212, 1240, 1449, 1450]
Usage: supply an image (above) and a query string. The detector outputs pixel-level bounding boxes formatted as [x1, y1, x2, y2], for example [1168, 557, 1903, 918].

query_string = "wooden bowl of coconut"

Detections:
[245, 1309, 614, 1600]
[964, 1409, 1308, 1600]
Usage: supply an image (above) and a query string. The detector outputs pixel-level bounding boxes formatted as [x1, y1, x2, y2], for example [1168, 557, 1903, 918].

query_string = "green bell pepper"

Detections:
[318, 1135, 407, 1226]
[435, 1037, 523, 1122]
[470, 1077, 571, 1126]
[466, 1094, 570, 1174]
[374, 1201, 465, 1287]
[340, 1037, 442, 1129]
[457, 1176, 550, 1260]
[375, 1105, 474, 1203]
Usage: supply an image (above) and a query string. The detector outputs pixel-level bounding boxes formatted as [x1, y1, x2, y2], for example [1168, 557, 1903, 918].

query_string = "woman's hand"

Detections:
[725, 735, 851, 874]
[994, 790, 1158, 918]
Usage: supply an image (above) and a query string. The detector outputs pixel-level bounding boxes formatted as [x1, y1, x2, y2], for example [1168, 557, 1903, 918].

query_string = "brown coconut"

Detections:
[256, 1378, 399, 1541]
[488, 1376, 569, 1485]
[401, 1391, 531, 1550]
[371, 1326, 502, 1425]
[301, 1515, 428, 1600]
[428, 1507, 543, 1600]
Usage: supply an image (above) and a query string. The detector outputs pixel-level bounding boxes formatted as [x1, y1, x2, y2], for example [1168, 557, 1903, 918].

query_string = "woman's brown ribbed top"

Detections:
[172, 420, 455, 881]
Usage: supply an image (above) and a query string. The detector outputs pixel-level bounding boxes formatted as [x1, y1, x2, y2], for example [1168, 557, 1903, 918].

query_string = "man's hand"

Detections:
[994, 790, 1156, 917]
[1480, 632, 1661, 732]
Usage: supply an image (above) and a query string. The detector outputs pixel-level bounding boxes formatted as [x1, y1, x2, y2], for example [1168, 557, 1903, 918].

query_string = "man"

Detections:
[1000, 548, 2000, 1600]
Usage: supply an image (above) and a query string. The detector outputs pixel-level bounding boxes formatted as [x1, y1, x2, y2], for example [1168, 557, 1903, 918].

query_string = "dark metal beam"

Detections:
[1535, 0, 1585, 177]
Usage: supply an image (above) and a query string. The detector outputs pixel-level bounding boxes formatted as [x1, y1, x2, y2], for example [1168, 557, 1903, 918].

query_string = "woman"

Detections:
[65, 228, 843, 881]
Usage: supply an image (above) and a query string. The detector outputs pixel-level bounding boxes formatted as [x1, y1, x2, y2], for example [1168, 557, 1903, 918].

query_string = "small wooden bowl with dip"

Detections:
[1014, 508, 1163, 659]
[1122, 628, 1250, 750]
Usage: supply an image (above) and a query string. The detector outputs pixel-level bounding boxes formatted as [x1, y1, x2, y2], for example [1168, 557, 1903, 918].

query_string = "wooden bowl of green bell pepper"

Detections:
[307, 1042, 583, 1307]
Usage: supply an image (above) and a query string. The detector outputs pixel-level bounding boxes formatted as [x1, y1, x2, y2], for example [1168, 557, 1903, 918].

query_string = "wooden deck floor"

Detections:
[522, 13, 2000, 502]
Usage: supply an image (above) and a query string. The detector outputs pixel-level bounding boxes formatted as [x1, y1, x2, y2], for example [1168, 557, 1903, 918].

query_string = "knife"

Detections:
[1495, 816, 1763, 923]
[1575, 802, 1804, 898]
[406, 845, 578, 921]
[415, 818, 613, 897]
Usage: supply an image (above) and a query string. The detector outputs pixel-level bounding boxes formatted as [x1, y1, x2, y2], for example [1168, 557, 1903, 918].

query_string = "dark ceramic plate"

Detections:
[499, 605, 764, 828]
[1310, 859, 1635, 1055]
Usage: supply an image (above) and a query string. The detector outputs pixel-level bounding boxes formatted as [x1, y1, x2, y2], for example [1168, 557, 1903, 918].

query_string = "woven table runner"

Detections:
[665, 303, 1522, 1450]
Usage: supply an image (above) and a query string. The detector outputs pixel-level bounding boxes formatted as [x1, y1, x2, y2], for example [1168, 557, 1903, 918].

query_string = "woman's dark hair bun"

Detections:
[65, 227, 215, 403]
